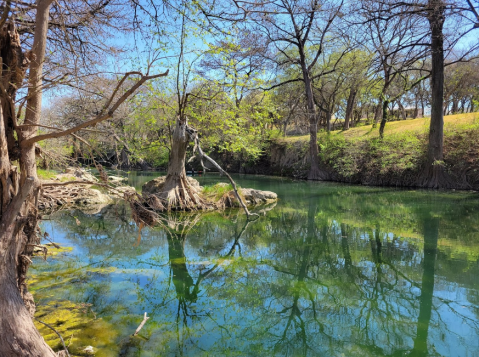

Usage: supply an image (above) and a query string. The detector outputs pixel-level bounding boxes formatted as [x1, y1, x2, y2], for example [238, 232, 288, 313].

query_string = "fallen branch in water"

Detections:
[187, 125, 259, 221]
[133, 312, 150, 336]
[35, 318, 70, 357]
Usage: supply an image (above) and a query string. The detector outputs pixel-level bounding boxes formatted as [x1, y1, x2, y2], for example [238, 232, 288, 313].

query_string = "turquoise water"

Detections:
[32, 173, 479, 356]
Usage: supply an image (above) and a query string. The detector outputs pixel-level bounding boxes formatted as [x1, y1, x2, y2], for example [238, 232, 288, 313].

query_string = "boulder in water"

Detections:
[240, 188, 278, 205]
[64, 167, 98, 182]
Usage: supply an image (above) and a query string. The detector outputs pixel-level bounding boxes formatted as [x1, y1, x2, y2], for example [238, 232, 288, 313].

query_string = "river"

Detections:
[31, 173, 479, 356]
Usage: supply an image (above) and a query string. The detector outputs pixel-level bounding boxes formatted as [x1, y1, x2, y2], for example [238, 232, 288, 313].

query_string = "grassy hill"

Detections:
[271, 112, 479, 188]
[279, 112, 479, 142]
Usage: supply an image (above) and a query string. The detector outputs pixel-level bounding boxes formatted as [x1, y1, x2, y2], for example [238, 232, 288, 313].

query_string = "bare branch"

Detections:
[21, 70, 169, 147]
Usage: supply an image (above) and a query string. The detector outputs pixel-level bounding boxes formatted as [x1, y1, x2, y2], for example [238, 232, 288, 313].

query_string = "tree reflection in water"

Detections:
[410, 216, 438, 357]
[164, 213, 250, 355]
[32, 179, 479, 357]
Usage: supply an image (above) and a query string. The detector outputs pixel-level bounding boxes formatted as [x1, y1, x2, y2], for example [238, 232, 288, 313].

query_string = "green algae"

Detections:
[45, 244, 74, 256]
[29, 264, 117, 293]
[35, 300, 121, 356]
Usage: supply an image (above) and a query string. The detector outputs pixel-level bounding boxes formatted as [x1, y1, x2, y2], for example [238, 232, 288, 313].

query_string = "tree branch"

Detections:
[21, 70, 168, 147]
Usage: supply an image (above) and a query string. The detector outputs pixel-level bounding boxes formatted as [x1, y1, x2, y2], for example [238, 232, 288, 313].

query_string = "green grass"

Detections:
[202, 183, 235, 201]
[276, 112, 479, 182]
[37, 168, 58, 180]
[278, 112, 479, 143]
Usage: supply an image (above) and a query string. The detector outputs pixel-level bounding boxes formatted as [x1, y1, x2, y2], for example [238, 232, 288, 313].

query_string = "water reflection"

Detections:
[411, 216, 438, 357]
[32, 176, 479, 356]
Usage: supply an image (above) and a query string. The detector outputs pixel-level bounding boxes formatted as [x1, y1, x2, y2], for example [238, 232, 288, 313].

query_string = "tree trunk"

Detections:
[451, 98, 458, 114]
[419, 0, 450, 188]
[343, 87, 357, 130]
[413, 97, 419, 119]
[0, 210, 56, 357]
[0, 3, 58, 355]
[301, 67, 327, 180]
[373, 101, 382, 128]
[156, 118, 203, 210]
[120, 148, 130, 168]
[379, 99, 389, 139]
[398, 101, 407, 120]
[411, 216, 438, 356]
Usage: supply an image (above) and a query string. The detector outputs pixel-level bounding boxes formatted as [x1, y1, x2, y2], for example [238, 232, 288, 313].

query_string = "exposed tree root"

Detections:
[307, 165, 329, 181]
[416, 163, 465, 189]
[156, 173, 210, 212]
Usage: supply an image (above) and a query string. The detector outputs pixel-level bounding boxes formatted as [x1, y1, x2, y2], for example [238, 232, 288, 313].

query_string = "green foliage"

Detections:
[318, 129, 425, 178]
[367, 133, 424, 174]
[187, 84, 276, 161]
[318, 133, 360, 177]
[443, 115, 479, 169]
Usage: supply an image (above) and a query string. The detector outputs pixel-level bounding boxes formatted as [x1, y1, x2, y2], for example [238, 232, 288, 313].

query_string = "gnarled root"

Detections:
[148, 174, 213, 212]
[417, 163, 464, 189]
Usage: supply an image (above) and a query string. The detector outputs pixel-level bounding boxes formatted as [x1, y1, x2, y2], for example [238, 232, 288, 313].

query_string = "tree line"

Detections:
[43, 1, 479, 184]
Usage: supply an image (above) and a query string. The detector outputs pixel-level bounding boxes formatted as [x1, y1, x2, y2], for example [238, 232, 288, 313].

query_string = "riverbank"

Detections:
[215, 112, 479, 190]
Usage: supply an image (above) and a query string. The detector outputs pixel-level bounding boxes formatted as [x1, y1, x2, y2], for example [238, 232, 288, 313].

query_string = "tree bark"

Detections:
[326, 111, 332, 132]
[343, 87, 357, 130]
[427, 1, 445, 166]
[419, 0, 450, 188]
[0, 179, 56, 357]
[301, 63, 327, 181]
[0, 2, 59, 355]
[398, 101, 407, 120]
[379, 100, 389, 139]
[156, 118, 203, 210]
[373, 101, 383, 128]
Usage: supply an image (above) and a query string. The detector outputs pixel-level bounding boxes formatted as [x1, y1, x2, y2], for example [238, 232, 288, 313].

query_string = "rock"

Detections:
[240, 188, 278, 205]
[73, 188, 113, 206]
[64, 167, 98, 182]
[219, 187, 278, 208]
[81, 345, 96, 355]
[114, 185, 137, 195]
[142, 176, 166, 196]
[142, 176, 202, 196]
[53, 173, 77, 182]
[256, 201, 278, 215]
[187, 176, 203, 189]
[79, 202, 112, 215]
[108, 175, 127, 183]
